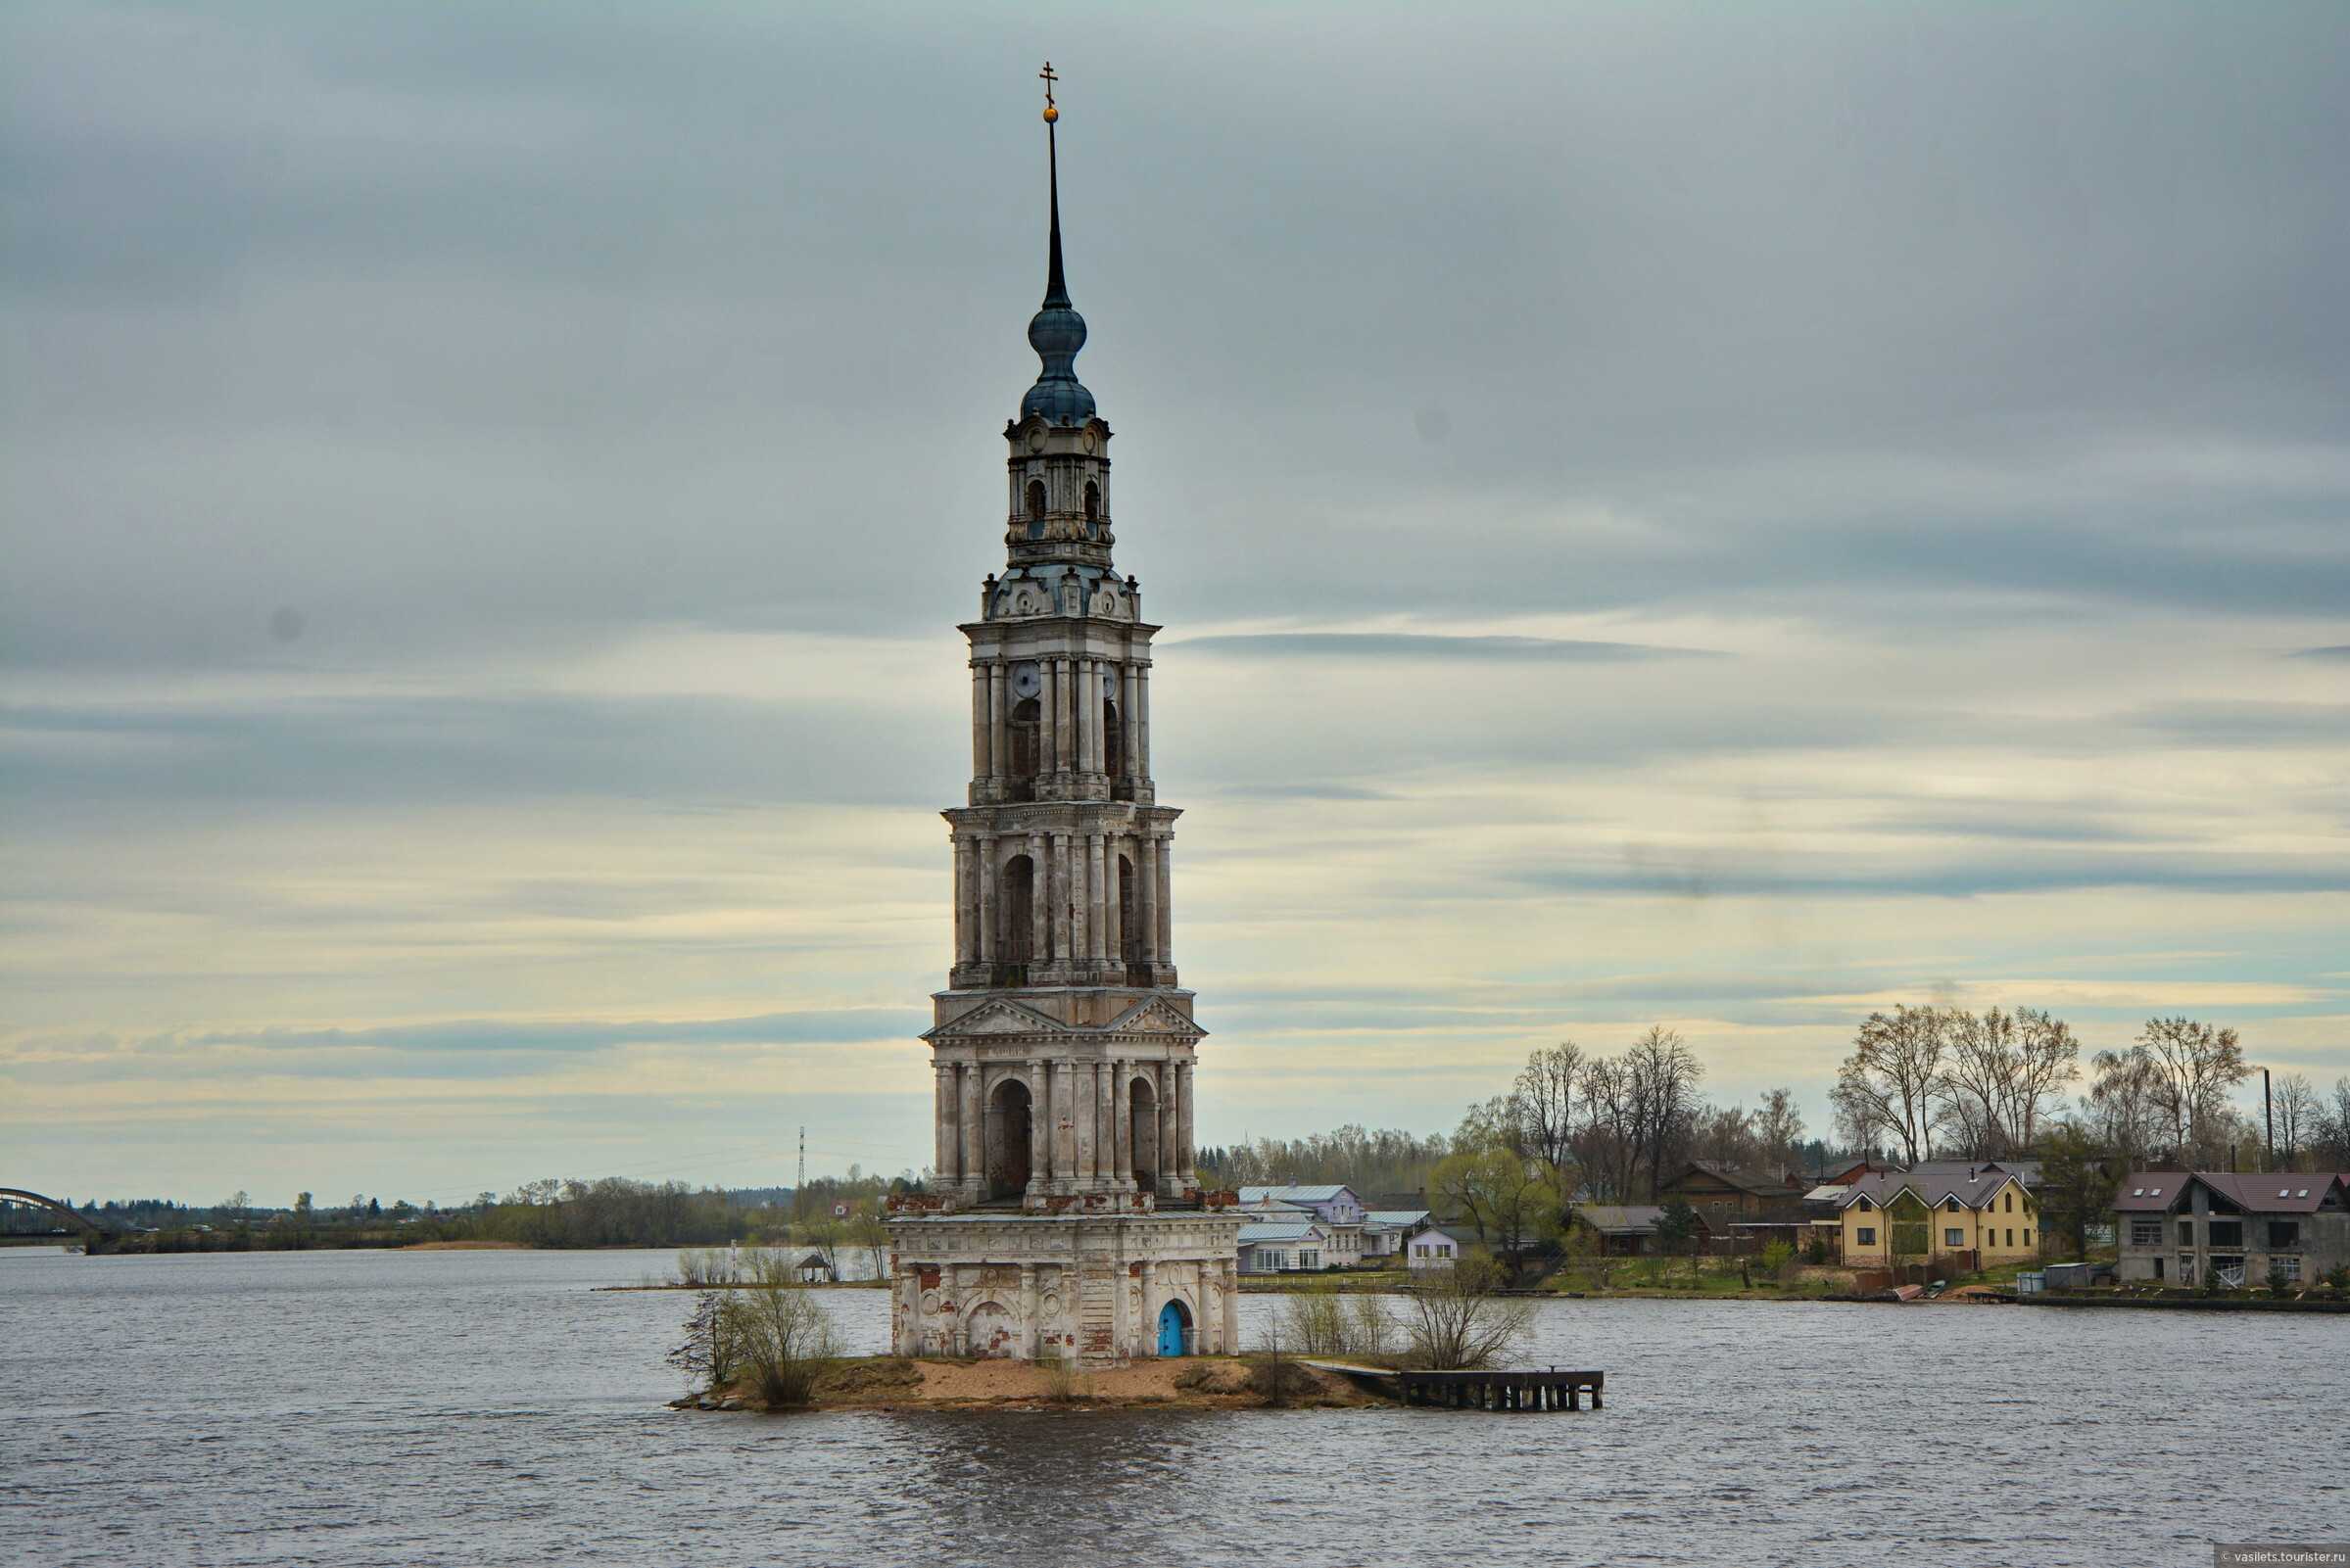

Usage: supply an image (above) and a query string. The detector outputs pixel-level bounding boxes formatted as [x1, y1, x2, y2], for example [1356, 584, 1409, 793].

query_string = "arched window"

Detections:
[1025, 479, 1047, 539]
[1082, 479, 1100, 528]
[1102, 697, 1122, 777]
[1001, 853, 1036, 970]
[1129, 1073, 1160, 1189]
[1008, 697, 1040, 797]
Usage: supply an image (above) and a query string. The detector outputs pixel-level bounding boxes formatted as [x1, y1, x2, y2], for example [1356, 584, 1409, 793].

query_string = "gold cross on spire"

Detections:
[1039, 61, 1059, 121]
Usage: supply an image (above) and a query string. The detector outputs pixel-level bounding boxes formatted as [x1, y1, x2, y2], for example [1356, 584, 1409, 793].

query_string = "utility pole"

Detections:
[797, 1126, 807, 1196]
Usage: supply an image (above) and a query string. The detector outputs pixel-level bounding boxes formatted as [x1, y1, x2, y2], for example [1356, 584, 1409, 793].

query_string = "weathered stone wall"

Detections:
[888, 1212, 1243, 1366]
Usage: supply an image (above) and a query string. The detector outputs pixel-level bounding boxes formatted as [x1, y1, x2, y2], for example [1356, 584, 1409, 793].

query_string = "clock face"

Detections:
[1011, 662, 1042, 700]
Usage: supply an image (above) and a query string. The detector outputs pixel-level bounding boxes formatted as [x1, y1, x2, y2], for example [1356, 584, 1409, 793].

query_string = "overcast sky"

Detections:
[5, 1, 2346, 1206]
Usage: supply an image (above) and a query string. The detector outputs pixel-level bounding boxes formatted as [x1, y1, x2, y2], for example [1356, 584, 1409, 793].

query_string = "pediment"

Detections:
[923, 997, 1072, 1042]
[1103, 996, 1210, 1038]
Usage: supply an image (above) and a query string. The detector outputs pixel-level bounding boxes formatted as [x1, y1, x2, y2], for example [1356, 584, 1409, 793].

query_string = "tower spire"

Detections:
[1021, 62, 1094, 425]
[1041, 61, 1069, 309]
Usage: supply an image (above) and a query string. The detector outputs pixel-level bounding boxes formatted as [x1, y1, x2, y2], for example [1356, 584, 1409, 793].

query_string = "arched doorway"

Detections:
[1156, 1298, 1191, 1357]
[986, 1077, 1032, 1201]
[1129, 1074, 1159, 1190]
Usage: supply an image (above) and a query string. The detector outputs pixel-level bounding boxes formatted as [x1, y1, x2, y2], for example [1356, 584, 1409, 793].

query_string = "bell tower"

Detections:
[888, 67, 1239, 1366]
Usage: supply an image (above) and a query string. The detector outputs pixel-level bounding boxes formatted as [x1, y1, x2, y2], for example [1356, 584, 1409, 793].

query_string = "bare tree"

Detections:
[2085, 1047, 2169, 1167]
[2272, 1072, 2320, 1168]
[1833, 1006, 1948, 1164]
[1511, 1041, 1585, 1176]
[1402, 1254, 1536, 1370]
[1625, 1026, 1704, 1199]
[2134, 1017, 2250, 1165]
[1754, 1088, 1806, 1175]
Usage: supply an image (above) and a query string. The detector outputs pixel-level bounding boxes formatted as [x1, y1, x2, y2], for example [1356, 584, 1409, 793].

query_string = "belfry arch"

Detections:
[984, 1077, 1033, 1201]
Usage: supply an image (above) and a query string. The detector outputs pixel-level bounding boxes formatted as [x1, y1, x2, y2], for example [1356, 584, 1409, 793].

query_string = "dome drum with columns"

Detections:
[887, 69, 1238, 1365]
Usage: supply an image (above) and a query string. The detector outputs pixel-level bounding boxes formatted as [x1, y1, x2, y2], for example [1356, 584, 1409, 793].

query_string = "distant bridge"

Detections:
[0, 1188, 116, 1244]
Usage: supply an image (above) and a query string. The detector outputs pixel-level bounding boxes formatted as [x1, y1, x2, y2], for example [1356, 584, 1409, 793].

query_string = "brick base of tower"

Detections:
[887, 1211, 1243, 1366]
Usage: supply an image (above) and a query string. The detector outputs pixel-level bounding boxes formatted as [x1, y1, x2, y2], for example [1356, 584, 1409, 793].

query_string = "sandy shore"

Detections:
[673, 1355, 1376, 1412]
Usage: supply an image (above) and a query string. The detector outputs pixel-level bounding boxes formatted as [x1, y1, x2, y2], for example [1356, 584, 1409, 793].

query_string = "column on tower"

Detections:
[1038, 657, 1057, 781]
[950, 838, 968, 966]
[1154, 1060, 1175, 1196]
[934, 1062, 955, 1188]
[1112, 1058, 1132, 1190]
[1122, 665, 1141, 784]
[1070, 831, 1088, 966]
[1074, 656, 1091, 779]
[1075, 1060, 1095, 1186]
[1051, 1059, 1075, 1192]
[988, 664, 1009, 789]
[1027, 1057, 1047, 1195]
[1137, 833, 1159, 966]
[1085, 832, 1107, 967]
[1136, 666, 1151, 780]
[1053, 657, 1073, 774]
[1028, 832, 1048, 963]
[960, 1061, 983, 1199]
[1177, 1059, 1197, 1184]
[978, 834, 997, 965]
[969, 663, 989, 784]
[1155, 834, 1174, 965]
[1104, 839, 1123, 970]
[1049, 832, 1071, 963]
[1093, 1057, 1113, 1192]
[1222, 1258, 1241, 1351]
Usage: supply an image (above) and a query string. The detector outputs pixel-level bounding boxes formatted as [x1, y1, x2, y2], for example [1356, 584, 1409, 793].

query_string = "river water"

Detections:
[1, 1246, 2342, 1567]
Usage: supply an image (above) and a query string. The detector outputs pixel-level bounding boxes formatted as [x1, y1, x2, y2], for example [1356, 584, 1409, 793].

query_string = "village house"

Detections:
[1657, 1162, 1804, 1228]
[1237, 1221, 1330, 1274]
[1404, 1218, 1474, 1271]
[2113, 1171, 2350, 1287]
[1837, 1163, 2040, 1270]
[1563, 1204, 1677, 1257]
[1237, 1185, 1367, 1266]
[1361, 1209, 1429, 1260]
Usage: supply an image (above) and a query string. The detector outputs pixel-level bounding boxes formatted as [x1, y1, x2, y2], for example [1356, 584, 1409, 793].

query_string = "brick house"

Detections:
[2113, 1172, 2350, 1287]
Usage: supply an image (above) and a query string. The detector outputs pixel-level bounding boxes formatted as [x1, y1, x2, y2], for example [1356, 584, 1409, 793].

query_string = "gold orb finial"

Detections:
[1043, 102, 1058, 122]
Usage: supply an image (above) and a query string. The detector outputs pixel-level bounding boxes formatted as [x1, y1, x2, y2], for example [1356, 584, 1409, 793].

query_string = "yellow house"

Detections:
[1839, 1163, 2039, 1268]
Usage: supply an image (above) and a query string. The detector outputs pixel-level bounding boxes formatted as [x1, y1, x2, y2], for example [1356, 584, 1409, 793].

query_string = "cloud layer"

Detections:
[3, 2, 2346, 1200]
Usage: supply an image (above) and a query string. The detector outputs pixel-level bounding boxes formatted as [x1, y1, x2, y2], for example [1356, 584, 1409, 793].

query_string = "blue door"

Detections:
[1156, 1300, 1189, 1357]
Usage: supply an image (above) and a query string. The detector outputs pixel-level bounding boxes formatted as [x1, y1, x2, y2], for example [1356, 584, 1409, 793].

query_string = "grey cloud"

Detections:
[2289, 645, 2350, 661]
[1175, 633, 1723, 662]
[1500, 850, 2350, 901]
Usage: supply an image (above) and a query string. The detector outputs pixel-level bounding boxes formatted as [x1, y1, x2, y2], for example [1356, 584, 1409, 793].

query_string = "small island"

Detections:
[670, 1354, 1375, 1413]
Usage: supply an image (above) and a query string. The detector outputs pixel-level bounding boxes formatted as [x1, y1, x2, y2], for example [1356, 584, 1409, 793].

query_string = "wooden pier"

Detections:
[1302, 1362, 1605, 1411]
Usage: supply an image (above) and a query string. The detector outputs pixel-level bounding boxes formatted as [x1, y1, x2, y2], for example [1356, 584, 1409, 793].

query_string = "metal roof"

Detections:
[1237, 1223, 1323, 1244]
[1573, 1205, 1667, 1235]
[1239, 1184, 1356, 1204]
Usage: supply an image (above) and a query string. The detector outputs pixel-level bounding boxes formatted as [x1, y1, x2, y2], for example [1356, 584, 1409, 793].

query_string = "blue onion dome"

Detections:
[1023, 302, 1094, 423]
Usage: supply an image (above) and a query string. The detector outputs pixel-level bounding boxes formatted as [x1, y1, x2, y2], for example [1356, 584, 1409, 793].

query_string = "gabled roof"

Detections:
[1839, 1165, 2029, 1213]
[1669, 1162, 1797, 1198]
[1363, 1210, 1429, 1228]
[1236, 1223, 1323, 1245]
[2182, 1172, 2345, 1215]
[1238, 1184, 1357, 1205]
[1573, 1205, 1666, 1235]
[2113, 1173, 2190, 1212]
[1408, 1217, 1475, 1241]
